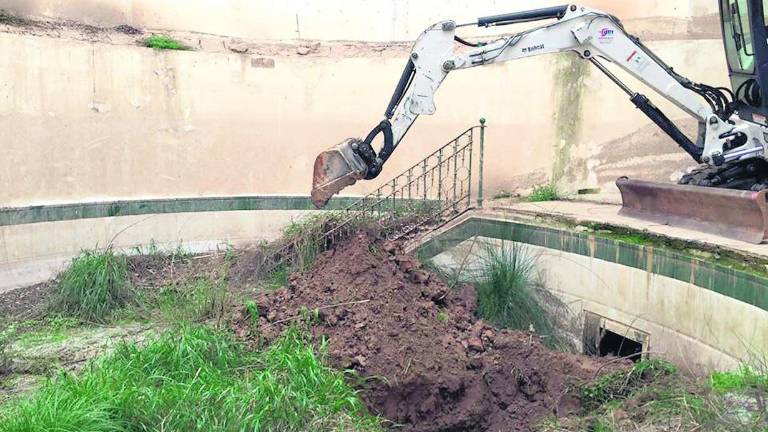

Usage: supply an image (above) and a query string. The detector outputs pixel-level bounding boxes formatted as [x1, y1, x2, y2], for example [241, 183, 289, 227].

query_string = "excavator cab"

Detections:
[720, 0, 768, 124]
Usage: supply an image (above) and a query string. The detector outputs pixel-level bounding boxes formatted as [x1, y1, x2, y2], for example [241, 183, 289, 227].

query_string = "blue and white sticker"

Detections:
[597, 27, 615, 44]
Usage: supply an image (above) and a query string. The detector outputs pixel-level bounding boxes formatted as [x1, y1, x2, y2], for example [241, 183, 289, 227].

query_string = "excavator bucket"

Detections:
[617, 178, 768, 244]
[311, 138, 369, 209]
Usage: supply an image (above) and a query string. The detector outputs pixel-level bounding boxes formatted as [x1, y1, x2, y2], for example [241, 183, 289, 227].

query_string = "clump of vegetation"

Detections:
[0, 326, 16, 374]
[142, 35, 190, 51]
[244, 300, 260, 326]
[153, 278, 226, 323]
[528, 183, 559, 202]
[0, 10, 28, 26]
[474, 242, 556, 341]
[580, 358, 678, 410]
[264, 265, 290, 290]
[551, 359, 768, 432]
[711, 365, 768, 393]
[280, 214, 339, 272]
[14, 317, 79, 349]
[49, 248, 132, 323]
[0, 325, 382, 432]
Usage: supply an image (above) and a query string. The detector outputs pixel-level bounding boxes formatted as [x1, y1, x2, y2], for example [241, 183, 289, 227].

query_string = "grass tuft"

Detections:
[0, 325, 16, 374]
[0, 325, 382, 431]
[580, 358, 678, 410]
[152, 278, 226, 323]
[474, 242, 555, 339]
[528, 183, 559, 202]
[49, 249, 132, 323]
[142, 35, 189, 51]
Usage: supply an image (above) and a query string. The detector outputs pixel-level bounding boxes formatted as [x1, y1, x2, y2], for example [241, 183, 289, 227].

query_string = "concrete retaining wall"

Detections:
[420, 217, 768, 373]
[0, 0, 727, 207]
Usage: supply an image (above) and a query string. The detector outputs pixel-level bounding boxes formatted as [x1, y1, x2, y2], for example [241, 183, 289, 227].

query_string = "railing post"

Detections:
[452, 139, 458, 212]
[422, 160, 428, 202]
[477, 117, 486, 208]
[407, 168, 413, 203]
[467, 129, 473, 209]
[437, 149, 443, 203]
[391, 178, 397, 214]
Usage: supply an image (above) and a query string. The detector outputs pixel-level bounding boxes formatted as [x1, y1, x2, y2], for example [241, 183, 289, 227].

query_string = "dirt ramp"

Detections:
[233, 233, 620, 431]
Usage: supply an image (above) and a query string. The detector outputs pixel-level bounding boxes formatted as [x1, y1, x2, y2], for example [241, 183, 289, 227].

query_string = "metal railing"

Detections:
[263, 120, 486, 274]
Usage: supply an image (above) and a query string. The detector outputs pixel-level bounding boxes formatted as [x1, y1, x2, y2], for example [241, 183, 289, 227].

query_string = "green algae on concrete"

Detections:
[417, 217, 768, 313]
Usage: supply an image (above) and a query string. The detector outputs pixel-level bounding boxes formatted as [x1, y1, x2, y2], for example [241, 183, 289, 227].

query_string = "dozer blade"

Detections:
[311, 138, 369, 209]
[617, 178, 768, 244]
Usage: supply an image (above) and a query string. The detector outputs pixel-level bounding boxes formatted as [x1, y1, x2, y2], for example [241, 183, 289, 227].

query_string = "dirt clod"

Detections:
[233, 232, 621, 431]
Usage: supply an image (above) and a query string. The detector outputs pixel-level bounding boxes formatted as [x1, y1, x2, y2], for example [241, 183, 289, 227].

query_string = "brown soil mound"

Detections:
[232, 232, 621, 431]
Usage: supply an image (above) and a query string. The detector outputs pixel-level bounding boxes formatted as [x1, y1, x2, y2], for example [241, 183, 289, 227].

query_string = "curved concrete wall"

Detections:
[0, 207, 316, 293]
[0, 1, 718, 42]
[420, 218, 768, 373]
[0, 0, 727, 208]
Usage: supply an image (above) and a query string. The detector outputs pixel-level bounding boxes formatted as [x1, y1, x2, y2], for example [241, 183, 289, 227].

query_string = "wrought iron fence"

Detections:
[263, 120, 486, 274]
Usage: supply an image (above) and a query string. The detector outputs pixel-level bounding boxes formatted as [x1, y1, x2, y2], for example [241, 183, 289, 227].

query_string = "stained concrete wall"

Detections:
[0, 210, 310, 293]
[431, 236, 768, 373]
[0, 0, 725, 207]
[0, 1, 718, 42]
[0, 1, 729, 287]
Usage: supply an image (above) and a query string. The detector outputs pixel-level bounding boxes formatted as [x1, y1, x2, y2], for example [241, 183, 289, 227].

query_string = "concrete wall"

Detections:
[0, 0, 725, 207]
[0, 210, 311, 293]
[0, 1, 719, 42]
[433, 230, 768, 373]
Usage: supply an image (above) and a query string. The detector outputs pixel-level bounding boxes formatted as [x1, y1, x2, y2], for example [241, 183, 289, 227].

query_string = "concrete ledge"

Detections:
[0, 196, 360, 227]
[417, 216, 768, 372]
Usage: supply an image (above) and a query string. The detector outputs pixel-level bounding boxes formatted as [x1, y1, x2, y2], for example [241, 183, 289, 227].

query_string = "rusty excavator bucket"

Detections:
[311, 138, 369, 209]
[617, 178, 768, 244]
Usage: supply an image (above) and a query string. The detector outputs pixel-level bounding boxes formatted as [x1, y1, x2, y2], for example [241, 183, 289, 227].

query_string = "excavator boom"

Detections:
[312, 2, 768, 243]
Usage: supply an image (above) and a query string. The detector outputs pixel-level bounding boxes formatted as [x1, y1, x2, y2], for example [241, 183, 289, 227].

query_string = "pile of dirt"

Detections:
[232, 232, 623, 431]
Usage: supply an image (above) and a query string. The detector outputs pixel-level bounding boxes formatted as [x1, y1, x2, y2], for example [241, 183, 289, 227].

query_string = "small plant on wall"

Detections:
[142, 35, 190, 51]
[528, 183, 559, 202]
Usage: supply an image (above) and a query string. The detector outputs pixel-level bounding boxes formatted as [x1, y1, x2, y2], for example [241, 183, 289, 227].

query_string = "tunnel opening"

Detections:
[599, 328, 643, 363]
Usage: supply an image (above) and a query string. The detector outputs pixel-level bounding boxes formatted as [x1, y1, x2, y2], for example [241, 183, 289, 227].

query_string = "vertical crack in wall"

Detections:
[551, 53, 589, 183]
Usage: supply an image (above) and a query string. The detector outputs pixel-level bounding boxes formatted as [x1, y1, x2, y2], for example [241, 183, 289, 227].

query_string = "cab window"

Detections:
[723, 0, 756, 73]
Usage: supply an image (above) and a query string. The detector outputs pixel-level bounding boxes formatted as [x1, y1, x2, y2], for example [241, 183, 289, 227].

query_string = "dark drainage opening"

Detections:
[599, 329, 643, 362]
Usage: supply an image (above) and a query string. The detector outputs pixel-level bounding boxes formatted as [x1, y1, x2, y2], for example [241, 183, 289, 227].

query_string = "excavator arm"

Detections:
[311, 4, 768, 208]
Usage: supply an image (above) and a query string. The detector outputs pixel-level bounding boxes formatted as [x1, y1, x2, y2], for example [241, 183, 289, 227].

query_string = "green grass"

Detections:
[14, 317, 80, 349]
[264, 265, 290, 290]
[711, 365, 768, 393]
[580, 358, 677, 410]
[244, 301, 260, 326]
[0, 326, 16, 374]
[474, 242, 556, 340]
[528, 183, 559, 202]
[152, 278, 226, 323]
[49, 249, 132, 323]
[142, 35, 189, 51]
[281, 214, 338, 272]
[0, 325, 382, 432]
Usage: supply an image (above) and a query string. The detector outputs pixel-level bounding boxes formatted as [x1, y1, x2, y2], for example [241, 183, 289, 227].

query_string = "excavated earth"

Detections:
[232, 232, 624, 431]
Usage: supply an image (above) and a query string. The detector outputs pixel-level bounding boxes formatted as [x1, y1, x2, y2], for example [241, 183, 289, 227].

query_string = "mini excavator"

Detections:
[312, 1, 768, 243]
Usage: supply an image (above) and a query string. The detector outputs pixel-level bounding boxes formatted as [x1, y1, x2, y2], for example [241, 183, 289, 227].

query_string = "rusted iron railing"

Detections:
[263, 120, 486, 274]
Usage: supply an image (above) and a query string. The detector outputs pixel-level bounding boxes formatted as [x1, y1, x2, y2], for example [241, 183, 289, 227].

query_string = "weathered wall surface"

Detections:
[0, 0, 718, 42]
[426, 226, 768, 373]
[0, 0, 724, 203]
